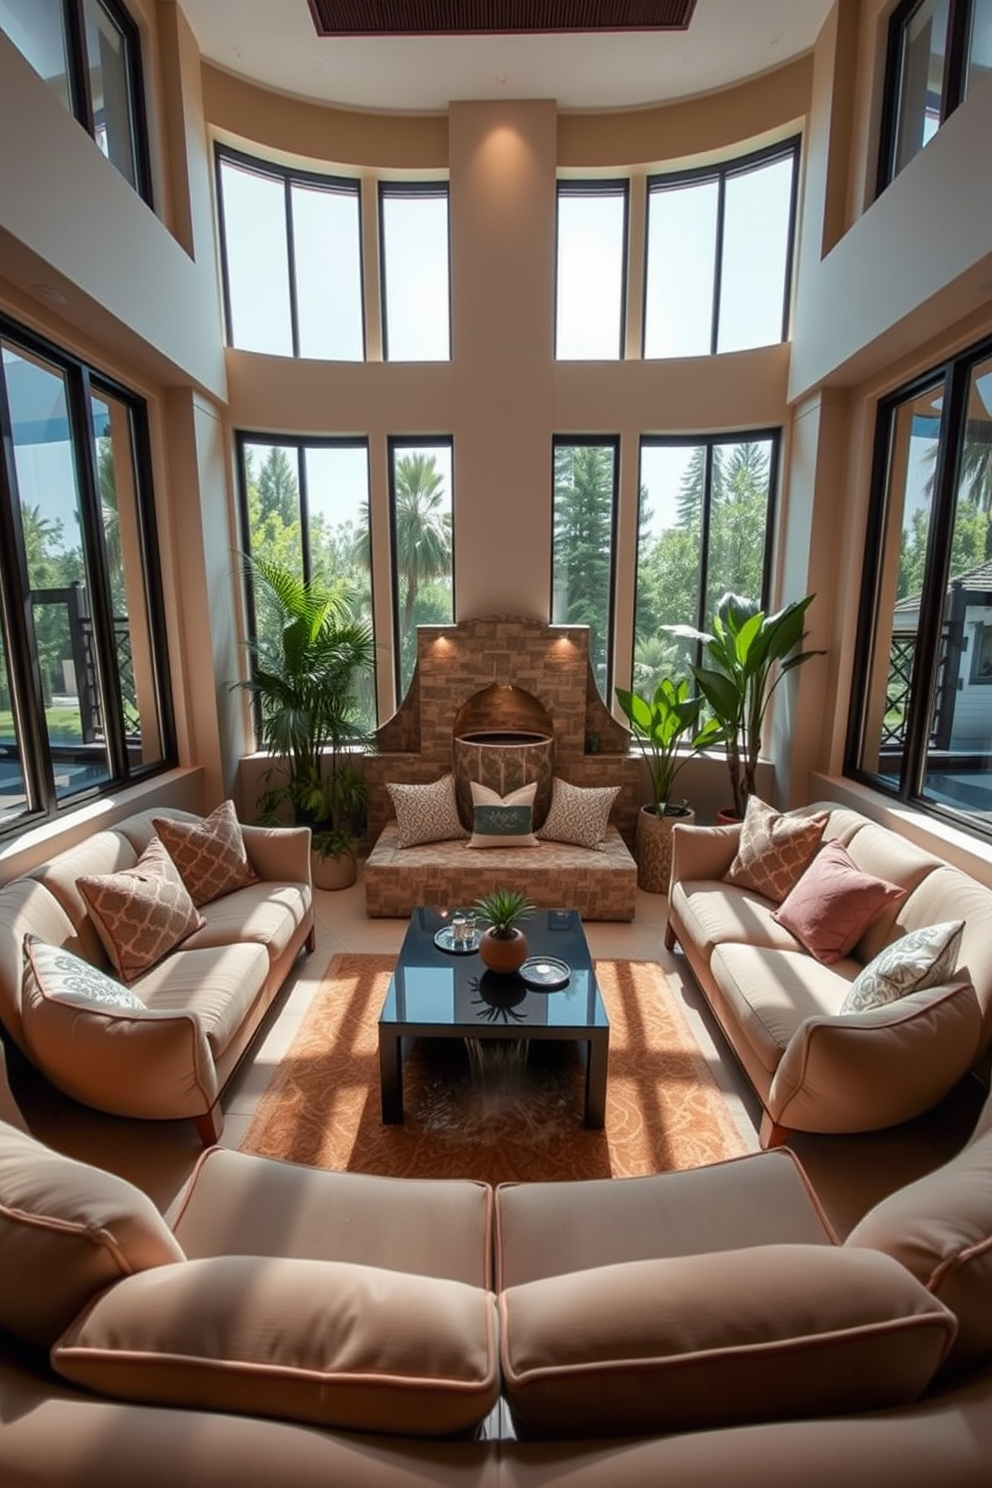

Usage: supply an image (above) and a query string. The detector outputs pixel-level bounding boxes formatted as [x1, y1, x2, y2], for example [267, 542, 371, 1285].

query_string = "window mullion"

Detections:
[285, 178, 301, 360]
[62, 0, 94, 136]
[943, 0, 972, 118]
[710, 178, 726, 356]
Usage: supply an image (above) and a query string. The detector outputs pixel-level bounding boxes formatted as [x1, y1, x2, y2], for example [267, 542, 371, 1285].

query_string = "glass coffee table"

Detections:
[378, 906, 609, 1128]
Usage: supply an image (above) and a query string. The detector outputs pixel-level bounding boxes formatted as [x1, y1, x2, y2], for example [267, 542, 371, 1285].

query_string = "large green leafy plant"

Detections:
[234, 556, 375, 859]
[614, 676, 721, 817]
[668, 593, 823, 820]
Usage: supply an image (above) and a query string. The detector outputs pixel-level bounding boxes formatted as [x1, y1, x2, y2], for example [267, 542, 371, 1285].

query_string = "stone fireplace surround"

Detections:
[362, 615, 642, 851]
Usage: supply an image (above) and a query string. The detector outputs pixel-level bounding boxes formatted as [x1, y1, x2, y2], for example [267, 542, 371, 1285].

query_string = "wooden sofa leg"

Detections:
[759, 1112, 791, 1150]
[305, 925, 316, 954]
[194, 1103, 223, 1147]
[664, 920, 677, 952]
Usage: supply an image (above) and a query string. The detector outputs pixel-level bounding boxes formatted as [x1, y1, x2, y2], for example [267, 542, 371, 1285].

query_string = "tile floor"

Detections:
[7, 869, 986, 1238]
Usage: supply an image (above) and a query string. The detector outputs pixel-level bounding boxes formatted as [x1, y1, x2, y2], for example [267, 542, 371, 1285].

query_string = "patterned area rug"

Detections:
[239, 954, 748, 1183]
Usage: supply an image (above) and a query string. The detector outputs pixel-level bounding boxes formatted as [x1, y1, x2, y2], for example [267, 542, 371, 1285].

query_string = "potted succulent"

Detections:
[615, 675, 722, 893]
[233, 555, 375, 890]
[473, 887, 536, 975]
[667, 592, 823, 821]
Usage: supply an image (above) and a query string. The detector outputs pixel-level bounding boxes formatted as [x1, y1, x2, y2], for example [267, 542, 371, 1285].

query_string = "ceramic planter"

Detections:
[478, 927, 529, 974]
[310, 848, 357, 891]
[635, 803, 695, 894]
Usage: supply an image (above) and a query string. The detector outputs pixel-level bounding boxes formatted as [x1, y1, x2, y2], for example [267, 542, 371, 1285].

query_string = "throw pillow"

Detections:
[387, 775, 468, 848]
[536, 778, 619, 851]
[468, 781, 539, 849]
[841, 920, 965, 1014]
[723, 797, 828, 903]
[772, 839, 906, 965]
[21, 936, 145, 1012]
[153, 801, 258, 907]
[0, 1118, 184, 1348]
[76, 836, 205, 982]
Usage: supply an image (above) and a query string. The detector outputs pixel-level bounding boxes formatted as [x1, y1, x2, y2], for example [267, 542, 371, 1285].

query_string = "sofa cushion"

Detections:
[153, 800, 259, 907]
[772, 840, 907, 965]
[710, 943, 855, 1072]
[468, 781, 539, 848]
[134, 943, 269, 1059]
[499, 1244, 955, 1440]
[387, 775, 467, 848]
[845, 1124, 992, 1376]
[536, 778, 619, 851]
[52, 1255, 500, 1438]
[841, 921, 965, 1014]
[76, 837, 205, 982]
[0, 1120, 184, 1348]
[724, 797, 828, 903]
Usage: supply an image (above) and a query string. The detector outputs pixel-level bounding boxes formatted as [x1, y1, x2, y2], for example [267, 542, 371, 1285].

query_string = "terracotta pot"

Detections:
[635, 803, 695, 894]
[478, 927, 529, 974]
[715, 808, 743, 826]
[310, 848, 357, 891]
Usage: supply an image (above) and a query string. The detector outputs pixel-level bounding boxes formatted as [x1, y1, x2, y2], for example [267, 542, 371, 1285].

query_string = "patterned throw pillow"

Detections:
[468, 781, 538, 849]
[387, 775, 468, 848]
[21, 936, 145, 1012]
[154, 801, 259, 907]
[723, 797, 828, 903]
[841, 921, 965, 1014]
[76, 837, 205, 982]
[772, 839, 906, 966]
[537, 778, 619, 851]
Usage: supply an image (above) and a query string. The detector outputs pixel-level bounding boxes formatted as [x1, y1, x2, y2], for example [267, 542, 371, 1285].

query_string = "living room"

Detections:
[2, 1, 992, 1482]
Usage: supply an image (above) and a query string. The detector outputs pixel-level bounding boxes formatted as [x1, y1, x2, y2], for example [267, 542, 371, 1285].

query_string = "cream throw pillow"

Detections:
[153, 801, 258, 907]
[387, 775, 468, 848]
[77, 836, 205, 982]
[724, 797, 828, 903]
[468, 781, 538, 848]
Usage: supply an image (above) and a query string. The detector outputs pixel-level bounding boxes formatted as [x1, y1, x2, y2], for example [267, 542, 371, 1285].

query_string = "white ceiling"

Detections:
[178, 0, 835, 114]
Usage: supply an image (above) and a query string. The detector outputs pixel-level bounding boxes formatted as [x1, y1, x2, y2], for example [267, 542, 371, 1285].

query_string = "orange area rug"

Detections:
[239, 954, 748, 1183]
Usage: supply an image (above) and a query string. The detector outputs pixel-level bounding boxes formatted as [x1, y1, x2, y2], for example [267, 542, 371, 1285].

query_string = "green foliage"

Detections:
[553, 445, 615, 693]
[233, 554, 375, 858]
[615, 676, 721, 814]
[473, 887, 536, 939]
[668, 592, 823, 818]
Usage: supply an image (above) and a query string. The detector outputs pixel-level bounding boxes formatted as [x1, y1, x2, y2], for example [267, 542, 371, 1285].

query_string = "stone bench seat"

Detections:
[364, 822, 637, 920]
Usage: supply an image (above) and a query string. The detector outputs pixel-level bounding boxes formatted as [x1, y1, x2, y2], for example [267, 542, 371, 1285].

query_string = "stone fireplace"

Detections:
[363, 615, 642, 849]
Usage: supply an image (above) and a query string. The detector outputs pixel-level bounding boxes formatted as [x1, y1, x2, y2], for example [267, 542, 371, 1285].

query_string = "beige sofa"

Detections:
[666, 802, 992, 1147]
[1, 1041, 991, 1486]
[0, 808, 314, 1144]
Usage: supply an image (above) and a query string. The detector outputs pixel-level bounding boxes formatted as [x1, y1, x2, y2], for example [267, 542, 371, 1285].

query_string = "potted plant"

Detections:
[473, 887, 536, 975]
[615, 676, 722, 893]
[667, 592, 823, 821]
[233, 555, 375, 890]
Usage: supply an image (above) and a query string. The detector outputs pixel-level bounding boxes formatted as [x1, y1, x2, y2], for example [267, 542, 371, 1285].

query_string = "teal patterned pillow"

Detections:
[841, 921, 965, 1014]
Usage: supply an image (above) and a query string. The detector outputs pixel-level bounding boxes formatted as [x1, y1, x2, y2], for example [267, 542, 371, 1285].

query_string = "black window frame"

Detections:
[846, 332, 992, 838]
[554, 179, 630, 361]
[876, 0, 982, 194]
[550, 434, 621, 702]
[0, 313, 175, 839]
[377, 181, 452, 363]
[216, 145, 366, 360]
[644, 137, 800, 359]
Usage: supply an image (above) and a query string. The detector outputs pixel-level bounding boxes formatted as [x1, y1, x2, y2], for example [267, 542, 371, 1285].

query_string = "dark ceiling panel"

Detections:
[307, 2, 697, 36]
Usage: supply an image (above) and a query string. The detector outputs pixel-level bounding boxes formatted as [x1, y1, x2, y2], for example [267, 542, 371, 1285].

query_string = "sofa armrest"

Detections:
[240, 824, 313, 888]
[768, 982, 983, 1136]
[669, 822, 741, 887]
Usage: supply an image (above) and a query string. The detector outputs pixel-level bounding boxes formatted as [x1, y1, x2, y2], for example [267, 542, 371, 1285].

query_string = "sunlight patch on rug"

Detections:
[239, 954, 748, 1184]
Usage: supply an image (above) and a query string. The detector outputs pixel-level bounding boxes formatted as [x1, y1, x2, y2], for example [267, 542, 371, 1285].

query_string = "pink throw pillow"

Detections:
[772, 840, 906, 965]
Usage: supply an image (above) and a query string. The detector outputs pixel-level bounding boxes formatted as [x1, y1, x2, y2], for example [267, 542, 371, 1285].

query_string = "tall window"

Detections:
[644, 140, 798, 358]
[0, 317, 172, 832]
[237, 434, 375, 731]
[389, 439, 453, 699]
[879, 0, 992, 190]
[634, 435, 777, 690]
[551, 440, 618, 700]
[848, 336, 992, 831]
[379, 185, 450, 362]
[555, 182, 628, 360]
[217, 147, 364, 360]
[0, 0, 149, 200]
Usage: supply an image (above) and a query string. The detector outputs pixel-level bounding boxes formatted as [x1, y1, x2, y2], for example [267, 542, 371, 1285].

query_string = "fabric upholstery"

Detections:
[52, 1256, 500, 1438]
[846, 1124, 992, 1375]
[0, 1120, 184, 1348]
[153, 800, 258, 907]
[387, 775, 467, 848]
[468, 781, 539, 848]
[723, 797, 828, 902]
[76, 837, 205, 982]
[772, 839, 906, 965]
[841, 921, 965, 1013]
[536, 778, 619, 850]
[499, 1244, 955, 1439]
